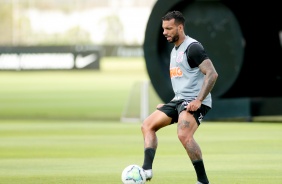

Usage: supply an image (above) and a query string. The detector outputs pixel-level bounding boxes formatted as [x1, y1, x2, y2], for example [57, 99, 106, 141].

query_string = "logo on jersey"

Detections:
[170, 67, 183, 78]
[176, 51, 184, 63]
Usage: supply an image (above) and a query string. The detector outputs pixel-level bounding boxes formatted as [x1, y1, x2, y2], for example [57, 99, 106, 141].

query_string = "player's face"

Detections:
[162, 19, 180, 43]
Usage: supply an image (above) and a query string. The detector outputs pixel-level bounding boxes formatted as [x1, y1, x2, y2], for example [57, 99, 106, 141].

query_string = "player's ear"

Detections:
[178, 24, 184, 32]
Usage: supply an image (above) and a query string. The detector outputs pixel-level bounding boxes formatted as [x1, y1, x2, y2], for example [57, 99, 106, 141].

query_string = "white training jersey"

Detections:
[169, 36, 212, 108]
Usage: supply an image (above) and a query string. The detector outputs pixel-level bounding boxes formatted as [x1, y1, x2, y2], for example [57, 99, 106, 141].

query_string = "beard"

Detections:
[167, 32, 179, 43]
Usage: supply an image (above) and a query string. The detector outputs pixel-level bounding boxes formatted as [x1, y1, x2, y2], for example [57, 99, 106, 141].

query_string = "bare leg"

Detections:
[177, 111, 209, 184]
[177, 113, 202, 160]
[141, 110, 172, 171]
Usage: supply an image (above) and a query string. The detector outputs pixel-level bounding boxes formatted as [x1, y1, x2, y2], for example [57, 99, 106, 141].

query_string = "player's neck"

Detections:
[174, 34, 186, 47]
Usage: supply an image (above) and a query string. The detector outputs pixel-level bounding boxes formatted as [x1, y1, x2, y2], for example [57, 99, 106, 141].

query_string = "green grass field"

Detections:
[0, 57, 282, 183]
[0, 120, 282, 184]
[0, 57, 149, 121]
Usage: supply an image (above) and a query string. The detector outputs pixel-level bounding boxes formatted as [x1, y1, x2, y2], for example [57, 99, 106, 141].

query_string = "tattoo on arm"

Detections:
[197, 59, 218, 101]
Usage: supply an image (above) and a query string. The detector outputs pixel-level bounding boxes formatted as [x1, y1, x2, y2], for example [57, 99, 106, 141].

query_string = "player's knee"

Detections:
[141, 117, 158, 133]
[177, 132, 193, 145]
[141, 123, 145, 133]
[177, 133, 185, 143]
[141, 119, 150, 133]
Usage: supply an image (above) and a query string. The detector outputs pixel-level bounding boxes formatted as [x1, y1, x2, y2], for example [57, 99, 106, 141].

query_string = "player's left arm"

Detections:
[196, 59, 218, 102]
[187, 59, 218, 111]
[186, 43, 218, 111]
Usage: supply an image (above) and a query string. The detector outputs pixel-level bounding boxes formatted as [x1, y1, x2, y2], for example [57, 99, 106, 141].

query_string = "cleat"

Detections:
[196, 182, 210, 184]
[143, 169, 153, 181]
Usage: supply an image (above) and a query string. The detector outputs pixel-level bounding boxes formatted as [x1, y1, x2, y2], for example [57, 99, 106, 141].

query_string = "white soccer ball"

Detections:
[121, 164, 146, 184]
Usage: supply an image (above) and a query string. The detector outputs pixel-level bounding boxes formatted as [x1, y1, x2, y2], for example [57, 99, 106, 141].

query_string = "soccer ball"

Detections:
[121, 164, 146, 184]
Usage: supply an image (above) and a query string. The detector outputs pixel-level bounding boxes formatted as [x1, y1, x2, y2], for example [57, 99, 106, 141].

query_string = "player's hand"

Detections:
[185, 99, 201, 111]
[156, 103, 164, 109]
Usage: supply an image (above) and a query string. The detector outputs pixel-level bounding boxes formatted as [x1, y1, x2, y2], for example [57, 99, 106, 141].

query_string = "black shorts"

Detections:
[157, 99, 211, 126]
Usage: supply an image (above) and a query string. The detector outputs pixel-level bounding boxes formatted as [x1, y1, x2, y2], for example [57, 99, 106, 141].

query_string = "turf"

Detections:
[0, 120, 281, 184]
[0, 57, 282, 183]
[0, 57, 149, 121]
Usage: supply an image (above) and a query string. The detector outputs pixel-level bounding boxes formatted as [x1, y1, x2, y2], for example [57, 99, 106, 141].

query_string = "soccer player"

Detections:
[141, 11, 218, 184]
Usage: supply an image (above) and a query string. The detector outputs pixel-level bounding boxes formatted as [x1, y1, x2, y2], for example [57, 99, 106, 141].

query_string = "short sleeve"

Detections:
[186, 42, 209, 68]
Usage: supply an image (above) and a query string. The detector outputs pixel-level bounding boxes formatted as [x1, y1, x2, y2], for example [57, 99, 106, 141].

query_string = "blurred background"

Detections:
[0, 0, 281, 122]
[0, 0, 159, 122]
[0, 0, 155, 46]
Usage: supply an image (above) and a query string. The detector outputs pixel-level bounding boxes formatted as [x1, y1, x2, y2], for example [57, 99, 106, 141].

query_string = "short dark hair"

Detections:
[162, 10, 185, 26]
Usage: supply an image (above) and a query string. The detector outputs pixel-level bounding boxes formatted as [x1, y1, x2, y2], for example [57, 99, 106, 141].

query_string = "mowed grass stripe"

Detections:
[0, 120, 281, 183]
[0, 57, 149, 120]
